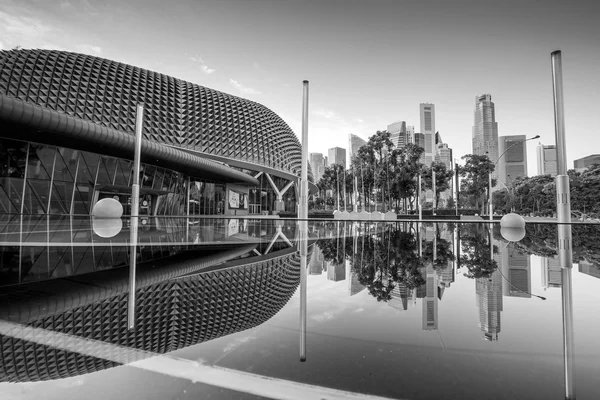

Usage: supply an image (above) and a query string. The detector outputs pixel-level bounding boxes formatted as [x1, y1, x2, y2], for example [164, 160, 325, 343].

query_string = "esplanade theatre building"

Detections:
[0, 49, 313, 217]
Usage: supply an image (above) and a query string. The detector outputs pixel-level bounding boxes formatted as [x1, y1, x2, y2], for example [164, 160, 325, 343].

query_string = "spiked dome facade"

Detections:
[0, 49, 312, 216]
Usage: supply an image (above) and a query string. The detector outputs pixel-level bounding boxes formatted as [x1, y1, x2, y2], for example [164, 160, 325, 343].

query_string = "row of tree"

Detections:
[492, 164, 600, 216]
[313, 131, 456, 212]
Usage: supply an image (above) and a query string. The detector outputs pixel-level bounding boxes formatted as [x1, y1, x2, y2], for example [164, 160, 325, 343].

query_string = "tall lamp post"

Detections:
[488, 135, 540, 221]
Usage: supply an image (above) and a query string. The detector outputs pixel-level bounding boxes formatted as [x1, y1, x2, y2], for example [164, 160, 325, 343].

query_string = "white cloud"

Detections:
[229, 79, 261, 95]
[0, 10, 55, 49]
[200, 65, 215, 74]
[76, 43, 101, 55]
[314, 109, 337, 120]
[189, 55, 216, 74]
[223, 336, 257, 352]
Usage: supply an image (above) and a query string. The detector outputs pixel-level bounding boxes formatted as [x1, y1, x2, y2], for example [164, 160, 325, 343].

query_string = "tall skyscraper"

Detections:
[328, 147, 346, 169]
[537, 143, 558, 176]
[500, 243, 531, 298]
[476, 269, 503, 341]
[414, 132, 426, 164]
[498, 135, 528, 186]
[420, 103, 435, 166]
[387, 120, 407, 149]
[309, 152, 326, 182]
[309, 244, 325, 275]
[406, 125, 415, 144]
[435, 143, 453, 170]
[348, 133, 367, 163]
[472, 94, 499, 178]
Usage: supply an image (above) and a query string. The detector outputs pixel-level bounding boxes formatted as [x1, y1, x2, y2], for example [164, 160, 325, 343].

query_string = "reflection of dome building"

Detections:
[0, 49, 313, 217]
[0, 248, 302, 382]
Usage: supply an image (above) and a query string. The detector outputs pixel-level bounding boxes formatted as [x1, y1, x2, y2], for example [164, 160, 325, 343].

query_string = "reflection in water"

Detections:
[0, 218, 596, 398]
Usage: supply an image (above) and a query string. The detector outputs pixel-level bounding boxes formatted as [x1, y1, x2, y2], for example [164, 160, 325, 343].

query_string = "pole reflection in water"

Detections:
[559, 222, 575, 399]
[299, 80, 309, 362]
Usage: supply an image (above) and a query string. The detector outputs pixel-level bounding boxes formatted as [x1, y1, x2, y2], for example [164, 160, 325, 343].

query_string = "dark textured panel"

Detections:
[0, 49, 310, 180]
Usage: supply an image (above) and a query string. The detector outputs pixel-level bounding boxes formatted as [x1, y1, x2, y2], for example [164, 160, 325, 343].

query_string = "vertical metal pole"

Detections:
[552, 50, 575, 400]
[128, 103, 144, 330]
[299, 81, 309, 362]
[432, 169, 436, 215]
[418, 174, 422, 220]
[488, 171, 492, 221]
[353, 175, 358, 213]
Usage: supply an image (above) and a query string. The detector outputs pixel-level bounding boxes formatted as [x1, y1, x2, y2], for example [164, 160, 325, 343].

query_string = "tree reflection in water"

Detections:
[315, 222, 458, 303]
[459, 224, 498, 279]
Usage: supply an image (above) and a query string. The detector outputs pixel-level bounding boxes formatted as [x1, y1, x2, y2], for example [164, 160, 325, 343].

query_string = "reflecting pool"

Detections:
[1, 217, 599, 399]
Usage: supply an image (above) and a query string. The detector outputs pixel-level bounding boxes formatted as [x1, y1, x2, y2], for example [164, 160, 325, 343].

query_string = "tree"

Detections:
[459, 154, 496, 215]
[459, 224, 498, 279]
[422, 161, 453, 208]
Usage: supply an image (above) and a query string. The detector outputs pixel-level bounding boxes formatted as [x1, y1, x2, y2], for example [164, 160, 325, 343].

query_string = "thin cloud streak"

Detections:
[229, 79, 261, 95]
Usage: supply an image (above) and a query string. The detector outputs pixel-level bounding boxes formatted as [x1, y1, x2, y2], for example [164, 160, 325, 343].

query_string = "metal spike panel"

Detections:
[0, 252, 301, 382]
[0, 49, 306, 178]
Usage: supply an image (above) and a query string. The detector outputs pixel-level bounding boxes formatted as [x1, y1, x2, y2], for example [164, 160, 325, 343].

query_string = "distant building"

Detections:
[414, 133, 426, 164]
[387, 120, 407, 149]
[472, 94, 499, 179]
[537, 143, 557, 176]
[541, 256, 562, 289]
[574, 154, 600, 173]
[435, 143, 453, 170]
[389, 282, 409, 311]
[309, 153, 326, 183]
[476, 268, 503, 341]
[579, 260, 600, 280]
[327, 261, 346, 282]
[328, 147, 346, 169]
[498, 135, 528, 187]
[348, 133, 367, 163]
[420, 103, 436, 166]
[500, 243, 531, 298]
[309, 244, 325, 275]
[406, 125, 415, 144]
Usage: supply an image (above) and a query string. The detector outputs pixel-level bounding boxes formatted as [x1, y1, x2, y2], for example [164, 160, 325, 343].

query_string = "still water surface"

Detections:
[1, 216, 599, 399]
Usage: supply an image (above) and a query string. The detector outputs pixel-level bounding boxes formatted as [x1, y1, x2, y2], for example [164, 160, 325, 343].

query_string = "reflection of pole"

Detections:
[299, 80, 309, 362]
[552, 50, 575, 400]
[128, 103, 144, 330]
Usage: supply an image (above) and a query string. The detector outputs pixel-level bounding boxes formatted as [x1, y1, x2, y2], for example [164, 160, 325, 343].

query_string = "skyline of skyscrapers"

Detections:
[498, 135, 528, 187]
[537, 142, 558, 176]
[472, 94, 499, 179]
[309, 152, 326, 183]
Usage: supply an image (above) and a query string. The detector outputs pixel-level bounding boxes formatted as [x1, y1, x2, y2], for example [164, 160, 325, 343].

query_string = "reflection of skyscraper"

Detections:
[541, 256, 562, 289]
[327, 261, 346, 282]
[346, 259, 365, 296]
[309, 244, 325, 275]
[476, 269, 503, 341]
[389, 282, 409, 311]
[472, 94, 499, 179]
[500, 243, 531, 298]
[579, 260, 600, 279]
[422, 262, 438, 330]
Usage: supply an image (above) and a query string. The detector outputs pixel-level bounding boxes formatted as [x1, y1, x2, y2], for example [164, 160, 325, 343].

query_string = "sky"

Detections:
[1, 0, 599, 175]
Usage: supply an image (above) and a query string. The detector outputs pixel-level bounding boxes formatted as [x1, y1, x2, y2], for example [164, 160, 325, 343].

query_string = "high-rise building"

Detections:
[389, 282, 409, 311]
[406, 125, 415, 144]
[541, 256, 562, 289]
[348, 133, 367, 163]
[537, 143, 558, 176]
[498, 135, 528, 187]
[309, 153, 326, 183]
[476, 265, 503, 341]
[420, 103, 436, 166]
[309, 244, 325, 275]
[422, 261, 438, 330]
[472, 94, 499, 179]
[387, 120, 407, 149]
[435, 143, 453, 170]
[328, 147, 346, 169]
[414, 132, 426, 164]
[500, 243, 531, 298]
[574, 154, 600, 173]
